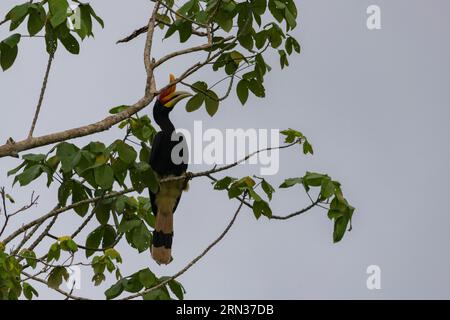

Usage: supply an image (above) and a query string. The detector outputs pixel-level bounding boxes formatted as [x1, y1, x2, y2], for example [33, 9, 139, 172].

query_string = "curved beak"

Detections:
[163, 90, 193, 108]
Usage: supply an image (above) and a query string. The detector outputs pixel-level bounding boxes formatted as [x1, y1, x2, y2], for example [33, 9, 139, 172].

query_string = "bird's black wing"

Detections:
[149, 132, 163, 217]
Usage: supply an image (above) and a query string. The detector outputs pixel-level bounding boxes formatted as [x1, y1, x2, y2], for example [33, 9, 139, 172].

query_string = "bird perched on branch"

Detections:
[149, 74, 192, 265]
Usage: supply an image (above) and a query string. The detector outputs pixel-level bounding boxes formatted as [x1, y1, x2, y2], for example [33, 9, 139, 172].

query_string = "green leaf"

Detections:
[102, 225, 117, 248]
[105, 281, 124, 300]
[261, 179, 275, 201]
[76, 4, 92, 39]
[236, 79, 249, 105]
[303, 140, 314, 155]
[303, 172, 326, 187]
[248, 79, 265, 97]
[47, 242, 61, 262]
[138, 268, 157, 288]
[185, 94, 204, 112]
[0, 35, 20, 71]
[238, 34, 254, 51]
[254, 30, 268, 49]
[15, 165, 42, 186]
[6, 3, 30, 31]
[268, 0, 284, 22]
[228, 185, 244, 199]
[178, 0, 196, 16]
[143, 288, 168, 300]
[109, 105, 129, 114]
[23, 283, 38, 300]
[104, 248, 122, 262]
[21, 283, 37, 300]
[57, 142, 80, 173]
[58, 180, 72, 206]
[72, 181, 89, 217]
[2, 34, 21, 48]
[85, 227, 103, 258]
[95, 201, 111, 225]
[47, 266, 69, 289]
[333, 216, 349, 243]
[22, 153, 46, 162]
[48, 0, 69, 28]
[320, 178, 336, 200]
[116, 141, 137, 164]
[27, 4, 46, 36]
[214, 176, 236, 190]
[205, 90, 219, 117]
[278, 49, 289, 69]
[58, 32, 80, 54]
[94, 165, 115, 189]
[131, 222, 152, 252]
[291, 36, 301, 53]
[20, 249, 37, 269]
[191, 81, 208, 93]
[284, 7, 297, 29]
[7, 161, 26, 177]
[59, 236, 78, 253]
[274, 1, 286, 9]
[280, 128, 303, 143]
[168, 280, 185, 300]
[279, 177, 303, 188]
[87, 4, 104, 28]
[253, 200, 272, 219]
[252, 0, 267, 15]
[5, 194, 15, 203]
[178, 21, 192, 43]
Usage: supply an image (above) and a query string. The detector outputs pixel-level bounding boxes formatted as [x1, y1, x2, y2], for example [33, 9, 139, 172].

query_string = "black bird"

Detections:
[149, 74, 192, 265]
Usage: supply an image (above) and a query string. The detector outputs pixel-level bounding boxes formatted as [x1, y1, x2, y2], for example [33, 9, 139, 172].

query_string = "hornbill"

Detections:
[149, 74, 192, 265]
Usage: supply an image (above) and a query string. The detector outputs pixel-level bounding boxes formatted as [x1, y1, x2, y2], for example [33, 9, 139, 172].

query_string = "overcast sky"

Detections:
[1, 0, 450, 299]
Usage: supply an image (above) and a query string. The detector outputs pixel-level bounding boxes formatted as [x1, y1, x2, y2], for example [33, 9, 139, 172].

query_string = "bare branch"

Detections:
[153, 36, 234, 69]
[157, 0, 209, 28]
[27, 214, 58, 251]
[121, 194, 247, 300]
[28, 52, 55, 138]
[1, 189, 133, 245]
[205, 174, 322, 220]
[0, 96, 154, 159]
[116, 21, 207, 44]
[0, 189, 38, 238]
[0, 1, 163, 159]
[161, 139, 303, 184]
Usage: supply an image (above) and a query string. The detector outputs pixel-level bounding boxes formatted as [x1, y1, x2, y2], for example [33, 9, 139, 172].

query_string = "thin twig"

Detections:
[28, 52, 54, 138]
[27, 214, 58, 251]
[1, 189, 133, 245]
[205, 174, 322, 220]
[22, 271, 89, 300]
[121, 194, 247, 300]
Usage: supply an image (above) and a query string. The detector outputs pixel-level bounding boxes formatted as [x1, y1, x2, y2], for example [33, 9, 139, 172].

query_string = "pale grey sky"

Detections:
[1, 0, 450, 299]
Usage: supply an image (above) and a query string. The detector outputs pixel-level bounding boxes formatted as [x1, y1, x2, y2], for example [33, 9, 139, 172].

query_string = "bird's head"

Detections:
[157, 74, 192, 110]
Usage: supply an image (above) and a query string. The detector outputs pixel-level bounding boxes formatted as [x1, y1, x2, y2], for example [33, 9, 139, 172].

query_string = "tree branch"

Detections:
[21, 271, 89, 300]
[153, 36, 234, 69]
[205, 174, 322, 220]
[0, 1, 163, 159]
[121, 194, 247, 300]
[28, 52, 54, 138]
[1, 189, 133, 245]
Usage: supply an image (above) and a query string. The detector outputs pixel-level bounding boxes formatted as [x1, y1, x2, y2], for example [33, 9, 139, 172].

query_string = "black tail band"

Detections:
[152, 230, 173, 249]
